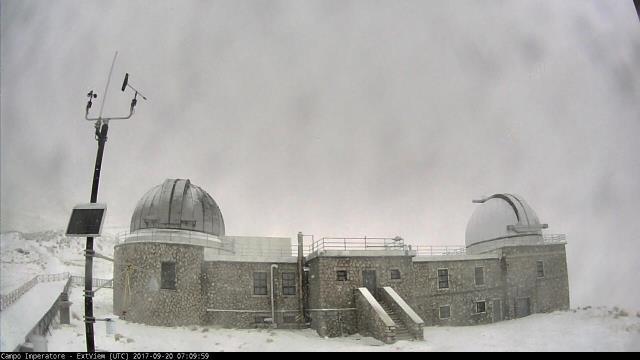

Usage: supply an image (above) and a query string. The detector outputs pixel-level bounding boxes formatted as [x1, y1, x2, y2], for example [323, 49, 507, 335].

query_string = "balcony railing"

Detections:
[543, 234, 567, 244]
[411, 245, 466, 256]
[308, 237, 409, 254]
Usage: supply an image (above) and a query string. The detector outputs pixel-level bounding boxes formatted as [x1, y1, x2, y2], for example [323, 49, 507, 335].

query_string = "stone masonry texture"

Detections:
[113, 241, 570, 341]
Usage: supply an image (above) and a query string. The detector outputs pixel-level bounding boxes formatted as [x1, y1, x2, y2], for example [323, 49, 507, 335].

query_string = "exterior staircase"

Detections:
[379, 301, 413, 341]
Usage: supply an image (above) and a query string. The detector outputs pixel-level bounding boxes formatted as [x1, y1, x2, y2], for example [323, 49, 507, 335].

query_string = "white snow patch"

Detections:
[47, 286, 640, 352]
[0, 280, 68, 351]
[1, 230, 117, 293]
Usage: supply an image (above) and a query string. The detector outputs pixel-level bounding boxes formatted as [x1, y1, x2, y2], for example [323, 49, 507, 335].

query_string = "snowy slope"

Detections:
[0, 228, 122, 293]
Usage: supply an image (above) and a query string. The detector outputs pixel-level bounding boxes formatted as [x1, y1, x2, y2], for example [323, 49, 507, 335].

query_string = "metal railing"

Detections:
[116, 228, 228, 243]
[116, 229, 234, 253]
[36, 273, 71, 283]
[411, 245, 466, 256]
[0, 272, 71, 311]
[70, 276, 113, 289]
[543, 234, 567, 244]
[296, 237, 468, 257]
[0, 273, 113, 311]
[308, 237, 409, 253]
[0, 277, 39, 311]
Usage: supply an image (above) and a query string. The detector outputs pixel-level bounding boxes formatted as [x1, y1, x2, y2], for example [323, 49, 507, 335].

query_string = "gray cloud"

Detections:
[1, 0, 639, 310]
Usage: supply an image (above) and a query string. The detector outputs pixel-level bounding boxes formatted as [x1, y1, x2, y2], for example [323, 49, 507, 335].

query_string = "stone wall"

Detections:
[113, 242, 205, 326]
[355, 288, 395, 344]
[499, 244, 570, 318]
[204, 260, 302, 328]
[112, 240, 570, 332]
[305, 255, 414, 337]
[379, 287, 424, 340]
[413, 257, 505, 326]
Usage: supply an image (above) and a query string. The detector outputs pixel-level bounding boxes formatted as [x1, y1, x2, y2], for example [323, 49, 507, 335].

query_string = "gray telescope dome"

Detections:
[130, 179, 225, 236]
[465, 194, 547, 251]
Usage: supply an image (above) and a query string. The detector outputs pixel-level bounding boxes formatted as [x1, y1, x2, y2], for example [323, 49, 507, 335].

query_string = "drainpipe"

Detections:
[271, 264, 278, 328]
[297, 232, 305, 326]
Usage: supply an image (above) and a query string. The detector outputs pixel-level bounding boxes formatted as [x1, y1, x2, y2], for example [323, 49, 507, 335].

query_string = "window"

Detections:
[536, 261, 545, 278]
[475, 266, 485, 286]
[475, 301, 486, 314]
[439, 305, 451, 319]
[253, 272, 268, 295]
[160, 261, 176, 290]
[283, 314, 298, 323]
[336, 270, 348, 281]
[390, 269, 401, 280]
[437, 269, 449, 289]
[282, 272, 296, 295]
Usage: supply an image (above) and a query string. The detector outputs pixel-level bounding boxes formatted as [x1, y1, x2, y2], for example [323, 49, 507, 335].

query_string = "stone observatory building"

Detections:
[113, 181, 570, 344]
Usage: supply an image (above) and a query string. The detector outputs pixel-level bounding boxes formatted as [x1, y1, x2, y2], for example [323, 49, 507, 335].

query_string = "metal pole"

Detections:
[84, 122, 108, 352]
[297, 232, 304, 326]
[270, 264, 278, 328]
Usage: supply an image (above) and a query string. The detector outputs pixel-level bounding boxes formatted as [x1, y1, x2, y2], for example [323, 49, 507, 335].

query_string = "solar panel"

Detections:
[66, 203, 107, 237]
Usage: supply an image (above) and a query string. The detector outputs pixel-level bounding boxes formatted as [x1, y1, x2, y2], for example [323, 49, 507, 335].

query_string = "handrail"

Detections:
[309, 237, 408, 253]
[70, 276, 113, 289]
[543, 234, 567, 243]
[0, 272, 71, 311]
[412, 245, 466, 256]
[0, 273, 114, 312]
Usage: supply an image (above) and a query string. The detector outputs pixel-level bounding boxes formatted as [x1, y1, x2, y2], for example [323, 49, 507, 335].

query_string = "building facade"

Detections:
[113, 180, 570, 343]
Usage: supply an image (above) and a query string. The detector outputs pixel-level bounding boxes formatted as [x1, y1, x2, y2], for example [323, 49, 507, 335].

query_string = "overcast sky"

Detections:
[1, 1, 639, 310]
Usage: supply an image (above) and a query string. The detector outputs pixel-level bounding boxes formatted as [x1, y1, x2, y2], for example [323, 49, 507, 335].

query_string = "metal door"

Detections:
[362, 270, 377, 295]
[492, 299, 503, 322]
[515, 297, 531, 318]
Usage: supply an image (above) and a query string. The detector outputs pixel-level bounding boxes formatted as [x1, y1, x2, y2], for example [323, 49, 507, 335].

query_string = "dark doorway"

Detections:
[362, 270, 377, 296]
[515, 297, 531, 318]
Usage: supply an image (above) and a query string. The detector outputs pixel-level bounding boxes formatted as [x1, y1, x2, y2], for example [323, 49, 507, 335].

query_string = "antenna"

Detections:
[98, 51, 118, 118]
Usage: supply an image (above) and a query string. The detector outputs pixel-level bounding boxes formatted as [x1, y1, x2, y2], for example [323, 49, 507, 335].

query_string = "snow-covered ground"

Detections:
[47, 286, 640, 352]
[0, 228, 121, 293]
[0, 279, 68, 351]
[3, 229, 640, 351]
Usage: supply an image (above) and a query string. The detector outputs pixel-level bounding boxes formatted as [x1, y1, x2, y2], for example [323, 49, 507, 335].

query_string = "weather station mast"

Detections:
[78, 52, 147, 352]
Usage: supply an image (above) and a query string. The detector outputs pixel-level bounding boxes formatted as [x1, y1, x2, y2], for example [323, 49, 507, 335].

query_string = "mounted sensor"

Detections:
[120, 73, 147, 100]
[121, 73, 129, 92]
[66, 203, 107, 237]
